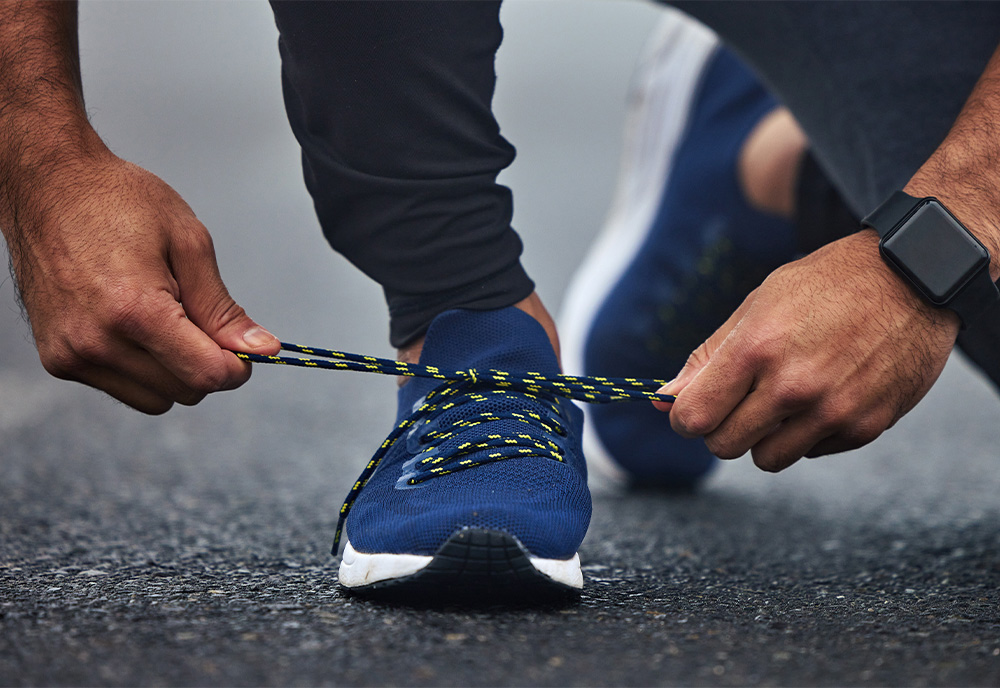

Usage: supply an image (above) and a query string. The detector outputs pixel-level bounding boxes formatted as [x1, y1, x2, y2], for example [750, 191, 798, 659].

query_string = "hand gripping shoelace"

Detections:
[234, 343, 676, 552]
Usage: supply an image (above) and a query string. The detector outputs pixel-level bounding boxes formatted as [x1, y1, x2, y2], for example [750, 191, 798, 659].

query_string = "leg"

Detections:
[269, 1, 588, 601]
[270, 1, 535, 348]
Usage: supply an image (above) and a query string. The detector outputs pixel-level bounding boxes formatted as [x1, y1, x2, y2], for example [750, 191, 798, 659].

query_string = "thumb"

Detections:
[651, 332, 724, 412]
[172, 232, 281, 356]
[652, 291, 755, 412]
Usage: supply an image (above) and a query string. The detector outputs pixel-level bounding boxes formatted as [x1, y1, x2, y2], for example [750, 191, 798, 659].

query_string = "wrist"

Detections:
[842, 230, 963, 336]
[0, 123, 115, 235]
[859, 228, 963, 337]
[0, 126, 117, 307]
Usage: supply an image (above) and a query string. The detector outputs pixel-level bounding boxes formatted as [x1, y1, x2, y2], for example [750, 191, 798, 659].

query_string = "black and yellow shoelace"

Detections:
[235, 343, 676, 551]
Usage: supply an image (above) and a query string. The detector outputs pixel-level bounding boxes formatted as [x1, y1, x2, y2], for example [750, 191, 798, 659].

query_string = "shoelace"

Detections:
[234, 343, 676, 551]
[394, 385, 570, 489]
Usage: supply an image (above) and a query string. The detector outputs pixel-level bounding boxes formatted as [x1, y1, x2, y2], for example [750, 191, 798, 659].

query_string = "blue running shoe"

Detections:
[337, 307, 591, 601]
[561, 20, 796, 489]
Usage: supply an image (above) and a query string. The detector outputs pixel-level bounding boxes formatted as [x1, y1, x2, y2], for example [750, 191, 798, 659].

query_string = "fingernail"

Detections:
[243, 326, 276, 349]
[658, 378, 679, 398]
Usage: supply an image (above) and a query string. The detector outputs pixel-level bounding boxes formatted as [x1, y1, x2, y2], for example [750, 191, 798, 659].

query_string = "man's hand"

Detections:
[0, 2, 279, 414]
[654, 230, 959, 472]
[9, 153, 281, 414]
[656, 39, 1000, 472]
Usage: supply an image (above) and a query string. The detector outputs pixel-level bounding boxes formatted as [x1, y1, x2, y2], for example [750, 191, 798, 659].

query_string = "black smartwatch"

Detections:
[862, 191, 1000, 328]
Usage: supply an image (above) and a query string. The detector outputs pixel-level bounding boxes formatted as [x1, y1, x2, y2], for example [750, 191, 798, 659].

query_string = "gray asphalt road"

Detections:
[3, 3, 1000, 686]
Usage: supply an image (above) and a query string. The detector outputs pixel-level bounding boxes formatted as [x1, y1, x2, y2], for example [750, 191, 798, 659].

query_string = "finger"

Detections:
[747, 413, 834, 473]
[93, 341, 211, 406]
[72, 364, 176, 415]
[751, 391, 890, 465]
[804, 435, 864, 459]
[109, 289, 254, 395]
[169, 226, 280, 355]
[803, 416, 888, 459]
[54, 334, 211, 407]
[701, 375, 823, 459]
[142, 305, 255, 394]
[665, 308, 761, 439]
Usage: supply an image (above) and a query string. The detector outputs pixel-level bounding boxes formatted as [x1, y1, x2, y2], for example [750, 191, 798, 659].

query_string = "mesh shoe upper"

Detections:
[344, 307, 591, 560]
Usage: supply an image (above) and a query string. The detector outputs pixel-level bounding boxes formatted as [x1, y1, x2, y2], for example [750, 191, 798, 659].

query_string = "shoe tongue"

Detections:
[396, 307, 559, 421]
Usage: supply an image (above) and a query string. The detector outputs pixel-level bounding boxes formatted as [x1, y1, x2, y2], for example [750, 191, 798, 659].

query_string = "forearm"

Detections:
[0, 1, 108, 240]
[905, 43, 1000, 279]
[0, 0, 117, 305]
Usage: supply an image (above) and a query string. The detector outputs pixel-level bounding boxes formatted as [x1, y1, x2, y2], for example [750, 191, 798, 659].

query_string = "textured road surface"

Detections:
[3, 3, 1000, 686]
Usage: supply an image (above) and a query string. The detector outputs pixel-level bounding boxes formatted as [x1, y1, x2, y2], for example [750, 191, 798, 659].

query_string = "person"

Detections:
[561, 11, 1000, 489]
[2, 2, 999, 601]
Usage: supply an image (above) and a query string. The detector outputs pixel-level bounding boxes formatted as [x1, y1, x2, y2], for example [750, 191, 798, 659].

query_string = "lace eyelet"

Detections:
[406, 421, 435, 453]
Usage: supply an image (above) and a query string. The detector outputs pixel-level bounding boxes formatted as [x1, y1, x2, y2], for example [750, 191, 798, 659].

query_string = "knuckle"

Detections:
[104, 285, 184, 343]
[810, 401, 844, 432]
[811, 394, 885, 449]
[839, 415, 885, 449]
[751, 448, 790, 473]
[71, 333, 113, 366]
[184, 354, 247, 394]
[141, 399, 174, 416]
[771, 376, 822, 410]
[186, 365, 229, 394]
[738, 326, 782, 366]
[213, 299, 248, 330]
[105, 287, 157, 339]
[175, 222, 216, 258]
[672, 404, 714, 437]
[683, 346, 711, 373]
[38, 342, 83, 380]
[175, 389, 208, 407]
[705, 435, 744, 460]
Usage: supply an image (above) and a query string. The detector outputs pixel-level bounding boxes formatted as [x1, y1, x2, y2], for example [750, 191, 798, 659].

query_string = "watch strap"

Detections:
[951, 266, 1000, 327]
[861, 190, 919, 238]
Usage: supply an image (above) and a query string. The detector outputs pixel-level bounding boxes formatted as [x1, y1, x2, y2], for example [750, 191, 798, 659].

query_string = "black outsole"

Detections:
[340, 529, 581, 607]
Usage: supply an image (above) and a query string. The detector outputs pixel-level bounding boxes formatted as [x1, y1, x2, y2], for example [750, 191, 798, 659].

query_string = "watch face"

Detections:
[881, 201, 990, 304]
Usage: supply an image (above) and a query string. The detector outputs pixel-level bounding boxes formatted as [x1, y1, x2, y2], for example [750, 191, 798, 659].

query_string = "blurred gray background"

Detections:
[2, 2, 1000, 686]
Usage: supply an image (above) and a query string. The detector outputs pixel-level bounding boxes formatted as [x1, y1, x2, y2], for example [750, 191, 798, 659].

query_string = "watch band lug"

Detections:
[862, 191, 919, 238]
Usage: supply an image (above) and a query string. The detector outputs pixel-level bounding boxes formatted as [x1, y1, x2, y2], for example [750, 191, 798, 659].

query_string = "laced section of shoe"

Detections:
[396, 385, 570, 489]
[233, 342, 675, 551]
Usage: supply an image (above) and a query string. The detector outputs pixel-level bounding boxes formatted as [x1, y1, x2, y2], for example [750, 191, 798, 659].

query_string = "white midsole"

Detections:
[338, 539, 584, 589]
[558, 11, 719, 487]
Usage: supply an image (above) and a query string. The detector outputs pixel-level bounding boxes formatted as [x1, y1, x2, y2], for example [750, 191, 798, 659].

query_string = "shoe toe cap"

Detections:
[346, 457, 591, 560]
